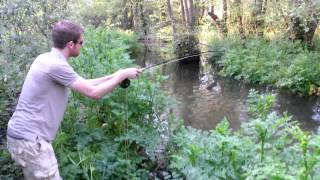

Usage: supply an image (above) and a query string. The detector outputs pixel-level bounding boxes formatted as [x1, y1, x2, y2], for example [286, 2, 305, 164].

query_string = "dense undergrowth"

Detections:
[168, 90, 320, 179]
[209, 36, 320, 96]
[54, 27, 170, 179]
[2, 26, 320, 179]
[0, 27, 170, 179]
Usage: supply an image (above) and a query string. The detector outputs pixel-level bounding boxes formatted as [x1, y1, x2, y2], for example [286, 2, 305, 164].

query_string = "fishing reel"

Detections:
[120, 78, 130, 88]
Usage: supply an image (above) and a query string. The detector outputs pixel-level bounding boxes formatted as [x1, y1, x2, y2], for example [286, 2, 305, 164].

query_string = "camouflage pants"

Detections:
[7, 136, 62, 180]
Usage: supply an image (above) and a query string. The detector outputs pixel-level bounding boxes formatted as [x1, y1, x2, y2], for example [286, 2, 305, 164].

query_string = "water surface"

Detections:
[136, 43, 320, 132]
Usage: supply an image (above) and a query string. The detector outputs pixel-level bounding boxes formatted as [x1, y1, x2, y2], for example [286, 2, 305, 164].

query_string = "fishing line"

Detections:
[143, 50, 224, 70]
[119, 50, 225, 88]
[124, 89, 129, 159]
[124, 88, 129, 176]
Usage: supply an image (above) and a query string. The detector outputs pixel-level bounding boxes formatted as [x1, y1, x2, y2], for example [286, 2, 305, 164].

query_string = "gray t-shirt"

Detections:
[7, 48, 80, 142]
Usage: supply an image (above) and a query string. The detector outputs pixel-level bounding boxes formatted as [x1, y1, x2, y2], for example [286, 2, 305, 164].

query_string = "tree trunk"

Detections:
[234, 0, 245, 38]
[222, 0, 228, 33]
[252, 0, 264, 36]
[180, 0, 186, 26]
[181, 0, 195, 30]
[140, 3, 148, 36]
[193, 0, 200, 26]
[199, 2, 206, 21]
[183, 0, 191, 28]
[208, 5, 224, 37]
[128, 4, 134, 30]
[188, 0, 195, 29]
[288, 0, 319, 45]
[166, 0, 178, 41]
[262, 0, 268, 15]
[121, 0, 131, 30]
[132, 2, 139, 32]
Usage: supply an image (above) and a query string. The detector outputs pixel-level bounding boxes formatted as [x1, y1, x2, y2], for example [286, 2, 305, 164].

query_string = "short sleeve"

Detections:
[48, 64, 80, 87]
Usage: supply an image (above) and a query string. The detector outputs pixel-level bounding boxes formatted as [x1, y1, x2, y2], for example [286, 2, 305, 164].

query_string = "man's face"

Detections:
[70, 34, 84, 57]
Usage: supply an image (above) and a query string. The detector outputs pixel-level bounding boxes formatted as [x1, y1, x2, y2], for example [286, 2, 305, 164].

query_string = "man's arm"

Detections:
[86, 74, 114, 86]
[69, 68, 142, 100]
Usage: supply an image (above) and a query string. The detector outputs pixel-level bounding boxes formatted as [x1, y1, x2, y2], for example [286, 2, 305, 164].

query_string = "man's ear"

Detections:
[66, 41, 75, 48]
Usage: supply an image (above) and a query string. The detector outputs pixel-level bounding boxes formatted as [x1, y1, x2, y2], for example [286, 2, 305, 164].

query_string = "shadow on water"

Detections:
[135, 42, 320, 133]
[172, 58, 201, 127]
[162, 59, 247, 131]
[275, 91, 320, 131]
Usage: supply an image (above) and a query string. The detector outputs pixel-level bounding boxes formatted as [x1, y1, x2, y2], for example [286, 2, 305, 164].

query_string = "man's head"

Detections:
[52, 20, 84, 57]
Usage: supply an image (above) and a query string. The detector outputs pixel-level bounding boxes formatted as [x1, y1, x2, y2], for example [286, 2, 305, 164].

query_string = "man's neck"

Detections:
[55, 47, 70, 60]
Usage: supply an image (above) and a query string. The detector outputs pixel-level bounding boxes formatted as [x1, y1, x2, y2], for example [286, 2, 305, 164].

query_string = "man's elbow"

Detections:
[82, 89, 102, 100]
[87, 89, 113, 100]
[70, 80, 106, 100]
[87, 93, 102, 100]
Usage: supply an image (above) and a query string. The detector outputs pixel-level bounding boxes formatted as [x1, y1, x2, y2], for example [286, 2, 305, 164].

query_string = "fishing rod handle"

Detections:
[120, 78, 130, 88]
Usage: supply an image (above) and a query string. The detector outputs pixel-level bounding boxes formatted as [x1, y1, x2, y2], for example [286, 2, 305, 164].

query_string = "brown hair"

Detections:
[52, 20, 84, 49]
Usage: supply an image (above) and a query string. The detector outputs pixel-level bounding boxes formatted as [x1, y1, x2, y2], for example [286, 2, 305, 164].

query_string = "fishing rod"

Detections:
[119, 50, 225, 88]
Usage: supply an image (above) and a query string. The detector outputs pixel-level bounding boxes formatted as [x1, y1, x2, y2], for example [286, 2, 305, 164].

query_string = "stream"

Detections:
[136, 42, 320, 133]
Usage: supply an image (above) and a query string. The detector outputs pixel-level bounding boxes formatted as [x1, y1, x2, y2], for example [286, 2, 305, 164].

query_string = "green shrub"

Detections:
[209, 36, 320, 95]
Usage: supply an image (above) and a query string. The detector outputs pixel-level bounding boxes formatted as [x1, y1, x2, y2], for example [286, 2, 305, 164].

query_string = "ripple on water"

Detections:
[312, 101, 320, 122]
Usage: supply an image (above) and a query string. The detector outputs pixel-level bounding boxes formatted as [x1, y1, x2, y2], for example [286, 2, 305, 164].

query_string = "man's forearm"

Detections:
[70, 73, 125, 100]
[87, 74, 114, 86]
[91, 75, 124, 99]
[70, 68, 141, 100]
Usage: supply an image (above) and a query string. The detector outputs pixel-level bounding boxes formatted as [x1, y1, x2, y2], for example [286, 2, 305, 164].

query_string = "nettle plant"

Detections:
[169, 90, 320, 179]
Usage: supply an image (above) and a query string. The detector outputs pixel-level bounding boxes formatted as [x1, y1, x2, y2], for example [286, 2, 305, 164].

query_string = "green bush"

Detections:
[209, 36, 320, 95]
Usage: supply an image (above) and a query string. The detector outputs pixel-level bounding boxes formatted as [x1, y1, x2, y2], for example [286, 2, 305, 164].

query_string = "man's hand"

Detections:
[118, 68, 144, 88]
[117, 68, 143, 80]
[70, 68, 144, 99]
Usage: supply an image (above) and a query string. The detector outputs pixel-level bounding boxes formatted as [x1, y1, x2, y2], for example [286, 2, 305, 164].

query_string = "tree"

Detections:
[288, 0, 320, 45]
[250, 0, 265, 36]
[166, 0, 178, 41]
[181, 0, 196, 31]
[208, 5, 225, 37]
[1, 0, 70, 62]
[222, 0, 228, 33]
[180, 0, 186, 27]
[233, 0, 245, 38]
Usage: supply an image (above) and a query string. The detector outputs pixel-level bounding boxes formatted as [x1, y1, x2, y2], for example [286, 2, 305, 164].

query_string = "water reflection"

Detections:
[173, 61, 200, 127]
[312, 98, 320, 123]
[275, 91, 319, 131]
[161, 56, 249, 131]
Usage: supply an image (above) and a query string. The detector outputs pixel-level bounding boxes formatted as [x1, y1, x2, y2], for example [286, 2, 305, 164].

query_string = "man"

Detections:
[6, 20, 142, 179]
